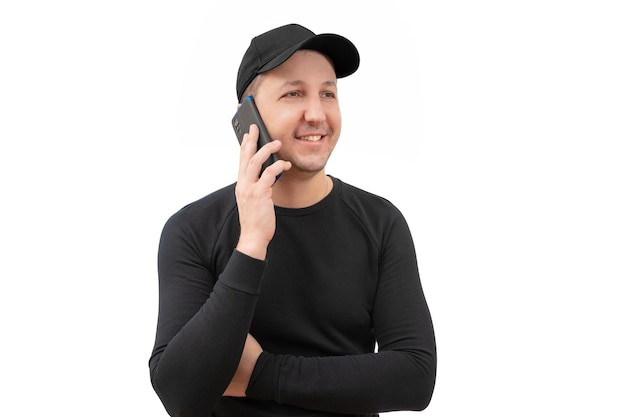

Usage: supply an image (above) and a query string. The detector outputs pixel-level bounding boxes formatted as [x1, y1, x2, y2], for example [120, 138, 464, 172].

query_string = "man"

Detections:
[149, 23, 436, 417]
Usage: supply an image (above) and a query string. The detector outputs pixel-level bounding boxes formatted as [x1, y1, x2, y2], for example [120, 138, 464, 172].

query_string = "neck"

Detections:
[271, 171, 332, 208]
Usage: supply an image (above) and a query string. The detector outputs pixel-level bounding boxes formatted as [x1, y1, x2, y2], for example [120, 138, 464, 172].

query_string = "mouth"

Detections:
[296, 135, 323, 142]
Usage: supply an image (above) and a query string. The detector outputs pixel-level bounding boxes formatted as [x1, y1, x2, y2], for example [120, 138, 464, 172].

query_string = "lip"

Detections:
[296, 135, 323, 142]
[294, 132, 328, 142]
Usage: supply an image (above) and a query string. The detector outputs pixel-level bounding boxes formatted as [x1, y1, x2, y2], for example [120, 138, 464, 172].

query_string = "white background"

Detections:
[1, 1, 625, 416]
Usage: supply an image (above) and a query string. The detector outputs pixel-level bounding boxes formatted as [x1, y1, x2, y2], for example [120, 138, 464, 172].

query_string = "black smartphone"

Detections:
[232, 95, 278, 175]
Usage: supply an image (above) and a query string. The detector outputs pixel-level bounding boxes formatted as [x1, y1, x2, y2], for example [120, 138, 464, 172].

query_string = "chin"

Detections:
[295, 159, 329, 172]
[289, 162, 327, 177]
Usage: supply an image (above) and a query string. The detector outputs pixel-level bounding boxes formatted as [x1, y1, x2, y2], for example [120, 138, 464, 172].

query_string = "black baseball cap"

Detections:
[236, 23, 360, 101]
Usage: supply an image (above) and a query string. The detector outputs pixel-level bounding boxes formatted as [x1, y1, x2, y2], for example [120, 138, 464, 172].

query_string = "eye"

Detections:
[283, 90, 302, 98]
[321, 91, 336, 99]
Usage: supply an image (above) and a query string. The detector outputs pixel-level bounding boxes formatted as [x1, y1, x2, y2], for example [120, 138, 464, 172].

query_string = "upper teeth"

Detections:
[299, 135, 322, 141]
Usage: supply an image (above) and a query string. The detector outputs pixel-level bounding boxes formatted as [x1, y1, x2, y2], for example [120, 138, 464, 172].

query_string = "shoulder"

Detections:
[162, 183, 238, 235]
[331, 177, 411, 243]
[335, 177, 403, 220]
[333, 178, 416, 254]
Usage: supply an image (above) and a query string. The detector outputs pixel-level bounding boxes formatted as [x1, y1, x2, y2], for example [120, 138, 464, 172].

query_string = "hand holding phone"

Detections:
[232, 96, 278, 176]
[232, 96, 285, 259]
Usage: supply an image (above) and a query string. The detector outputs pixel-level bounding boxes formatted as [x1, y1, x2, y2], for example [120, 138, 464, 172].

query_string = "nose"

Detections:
[303, 96, 326, 124]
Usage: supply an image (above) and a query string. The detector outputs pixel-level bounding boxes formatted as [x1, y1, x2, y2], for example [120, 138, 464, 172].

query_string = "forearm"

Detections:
[247, 348, 436, 413]
[150, 250, 266, 416]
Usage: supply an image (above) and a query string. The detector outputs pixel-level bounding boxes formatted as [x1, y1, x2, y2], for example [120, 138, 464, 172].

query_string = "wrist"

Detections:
[236, 239, 268, 261]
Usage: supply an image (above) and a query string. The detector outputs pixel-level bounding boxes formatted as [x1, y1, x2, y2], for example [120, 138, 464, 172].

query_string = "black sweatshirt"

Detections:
[149, 176, 436, 416]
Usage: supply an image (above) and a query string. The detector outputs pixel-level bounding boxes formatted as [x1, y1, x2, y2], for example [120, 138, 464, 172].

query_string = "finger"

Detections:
[238, 124, 260, 179]
[258, 159, 291, 187]
[244, 138, 283, 181]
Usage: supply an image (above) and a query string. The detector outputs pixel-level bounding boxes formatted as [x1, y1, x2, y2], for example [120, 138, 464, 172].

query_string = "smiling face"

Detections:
[252, 50, 341, 176]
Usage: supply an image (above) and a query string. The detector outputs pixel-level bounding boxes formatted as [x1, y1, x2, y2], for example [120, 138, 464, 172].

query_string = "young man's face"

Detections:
[253, 50, 341, 175]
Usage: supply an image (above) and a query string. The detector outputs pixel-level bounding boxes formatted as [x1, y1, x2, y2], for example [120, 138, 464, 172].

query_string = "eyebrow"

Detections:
[279, 80, 337, 89]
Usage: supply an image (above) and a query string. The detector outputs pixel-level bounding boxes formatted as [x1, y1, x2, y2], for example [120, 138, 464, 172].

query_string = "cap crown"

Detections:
[236, 24, 359, 101]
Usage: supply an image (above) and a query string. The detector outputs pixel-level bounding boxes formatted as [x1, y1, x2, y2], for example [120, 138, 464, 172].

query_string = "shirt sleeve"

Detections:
[245, 212, 437, 413]
[149, 210, 266, 417]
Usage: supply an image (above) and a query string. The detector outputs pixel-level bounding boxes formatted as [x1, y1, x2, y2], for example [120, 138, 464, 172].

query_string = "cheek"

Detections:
[330, 108, 342, 137]
[265, 110, 300, 141]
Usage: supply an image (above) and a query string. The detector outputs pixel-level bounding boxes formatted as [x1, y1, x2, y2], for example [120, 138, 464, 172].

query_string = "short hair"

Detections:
[239, 74, 265, 103]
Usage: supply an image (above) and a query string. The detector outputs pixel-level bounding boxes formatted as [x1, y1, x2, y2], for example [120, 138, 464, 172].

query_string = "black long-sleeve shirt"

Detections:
[149, 176, 436, 416]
